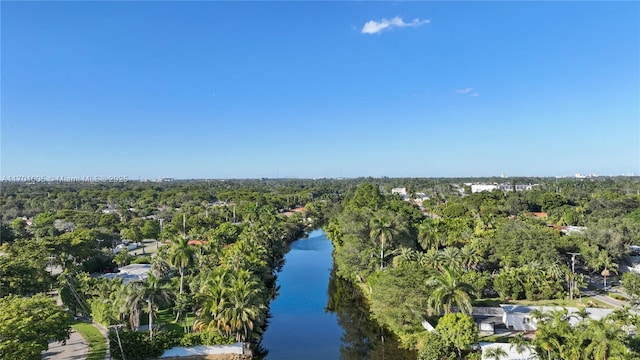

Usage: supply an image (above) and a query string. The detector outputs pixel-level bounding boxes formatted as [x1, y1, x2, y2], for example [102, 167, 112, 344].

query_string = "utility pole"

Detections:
[183, 214, 186, 237]
[568, 252, 581, 299]
[158, 219, 163, 249]
[110, 324, 126, 360]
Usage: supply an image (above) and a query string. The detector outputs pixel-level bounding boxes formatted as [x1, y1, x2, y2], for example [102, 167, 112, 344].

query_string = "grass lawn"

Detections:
[155, 308, 186, 333]
[479, 334, 512, 343]
[472, 296, 611, 308]
[72, 322, 107, 360]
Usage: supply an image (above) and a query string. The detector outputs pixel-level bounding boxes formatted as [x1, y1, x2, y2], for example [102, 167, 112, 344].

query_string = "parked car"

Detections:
[113, 242, 142, 254]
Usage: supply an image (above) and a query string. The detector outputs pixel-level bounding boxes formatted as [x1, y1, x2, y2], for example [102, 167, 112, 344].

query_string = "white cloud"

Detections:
[471, 93, 479, 97]
[456, 88, 474, 94]
[361, 16, 430, 34]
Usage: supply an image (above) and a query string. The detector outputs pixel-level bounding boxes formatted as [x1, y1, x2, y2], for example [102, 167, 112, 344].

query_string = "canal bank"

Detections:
[259, 230, 415, 359]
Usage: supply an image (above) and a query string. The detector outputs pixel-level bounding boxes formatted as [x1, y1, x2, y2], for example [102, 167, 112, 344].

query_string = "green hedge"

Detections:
[109, 329, 180, 360]
[108, 329, 235, 359]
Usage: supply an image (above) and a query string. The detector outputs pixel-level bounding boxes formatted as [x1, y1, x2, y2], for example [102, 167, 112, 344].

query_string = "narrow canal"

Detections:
[260, 229, 416, 359]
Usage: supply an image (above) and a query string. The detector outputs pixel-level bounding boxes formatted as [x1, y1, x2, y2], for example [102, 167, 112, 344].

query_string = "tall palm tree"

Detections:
[194, 269, 265, 342]
[584, 318, 628, 360]
[226, 270, 265, 342]
[168, 235, 195, 295]
[124, 283, 145, 331]
[484, 346, 508, 360]
[194, 272, 230, 336]
[141, 273, 173, 340]
[598, 254, 618, 290]
[369, 212, 399, 270]
[427, 265, 474, 315]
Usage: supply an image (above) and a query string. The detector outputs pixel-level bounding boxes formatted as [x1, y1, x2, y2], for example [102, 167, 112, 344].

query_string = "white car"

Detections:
[114, 242, 143, 254]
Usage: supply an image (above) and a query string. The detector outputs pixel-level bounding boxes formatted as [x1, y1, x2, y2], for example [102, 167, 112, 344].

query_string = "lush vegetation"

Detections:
[326, 178, 640, 359]
[72, 322, 108, 360]
[2, 176, 640, 358]
[0, 179, 343, 357]
[524, 307, 638, 360]
[0, 294, 72, 360]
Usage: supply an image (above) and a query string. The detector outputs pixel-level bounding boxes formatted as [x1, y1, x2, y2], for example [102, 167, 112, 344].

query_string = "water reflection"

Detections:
[327, 270, 417, 360]
[259, 230, 416, 359]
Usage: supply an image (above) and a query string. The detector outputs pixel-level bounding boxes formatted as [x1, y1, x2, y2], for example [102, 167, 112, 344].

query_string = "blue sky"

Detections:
[2, 1, 639, 179]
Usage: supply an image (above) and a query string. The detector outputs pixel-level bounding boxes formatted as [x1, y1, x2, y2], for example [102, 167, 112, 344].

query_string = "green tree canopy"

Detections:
[0, 294, 72, 360]
[435, 313, 478, 358]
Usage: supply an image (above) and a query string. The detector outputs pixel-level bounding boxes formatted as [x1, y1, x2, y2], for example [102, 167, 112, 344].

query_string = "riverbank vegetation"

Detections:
[0, 179, 342, 357]
[326, 178, 640, 359]
[2, 177, 640, 358]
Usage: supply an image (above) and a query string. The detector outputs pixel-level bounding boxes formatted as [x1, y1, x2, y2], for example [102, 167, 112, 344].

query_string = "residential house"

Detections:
[500, 305, 613, 331]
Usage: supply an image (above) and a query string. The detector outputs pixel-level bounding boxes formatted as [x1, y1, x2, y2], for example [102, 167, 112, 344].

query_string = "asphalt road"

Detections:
[42, 330, 88, 360]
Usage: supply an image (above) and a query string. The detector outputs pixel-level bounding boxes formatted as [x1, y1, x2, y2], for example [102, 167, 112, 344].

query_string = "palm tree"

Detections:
[417, 248, 443, 270]
[484, 346, 508, 360]
[124, 283, 145, 331]
[608, 307, 634, 336]
[441, 247, 463, 270]
[369, 212, 399, 270]
[460, 244, 482, 271]
[194, 269, 265, 342]
[141, 273, 173, 340]
[530, 309, 573, 360]
[598, 254, 618, 290]
[575, 307, 591, 322]
[545, 262, 565, 281]
[167, 235, 195, 295]
[392, 247, 416, 267]
[194, 272, 230, 336]
[509, 333, 533, 356]
[417, 219, 446, 251]
[226, 270, 265, 342]
[584, 318, 628, 360]
[427, 265, 474, 315]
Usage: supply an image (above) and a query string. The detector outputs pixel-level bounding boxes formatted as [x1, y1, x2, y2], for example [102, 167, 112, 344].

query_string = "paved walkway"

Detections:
[42, 330, 88, 360]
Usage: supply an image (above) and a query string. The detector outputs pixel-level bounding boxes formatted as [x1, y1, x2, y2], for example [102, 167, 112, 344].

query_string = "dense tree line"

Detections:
[1, 176, 640, 358]
[0, 179, 342, 357]
[326, 178, 640, 359]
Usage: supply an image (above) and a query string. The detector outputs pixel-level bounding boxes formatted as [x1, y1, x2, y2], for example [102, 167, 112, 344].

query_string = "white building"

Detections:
[471, 184, 499, 193]
[500, 305, 613, 331]
[100, 264, 151, 284]
[471, 183, 535, 193]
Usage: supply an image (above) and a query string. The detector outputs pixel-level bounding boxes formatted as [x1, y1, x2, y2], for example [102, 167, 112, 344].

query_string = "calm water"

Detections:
[260, 230, 416, 360]
[261, 229, 342, 359]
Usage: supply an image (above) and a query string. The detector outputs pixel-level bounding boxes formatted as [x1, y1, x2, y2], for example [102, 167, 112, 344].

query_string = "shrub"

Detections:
[109, 329, 180, 360]
[179, 331, 235, 346]
[131, 256, 152, 264]
[609, 293, 627, 301]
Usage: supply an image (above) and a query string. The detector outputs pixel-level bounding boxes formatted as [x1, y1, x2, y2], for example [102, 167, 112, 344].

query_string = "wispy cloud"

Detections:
[456, 88, 474, 94]
[361, 16, 430, 35]
[456, 88, 480, 97]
